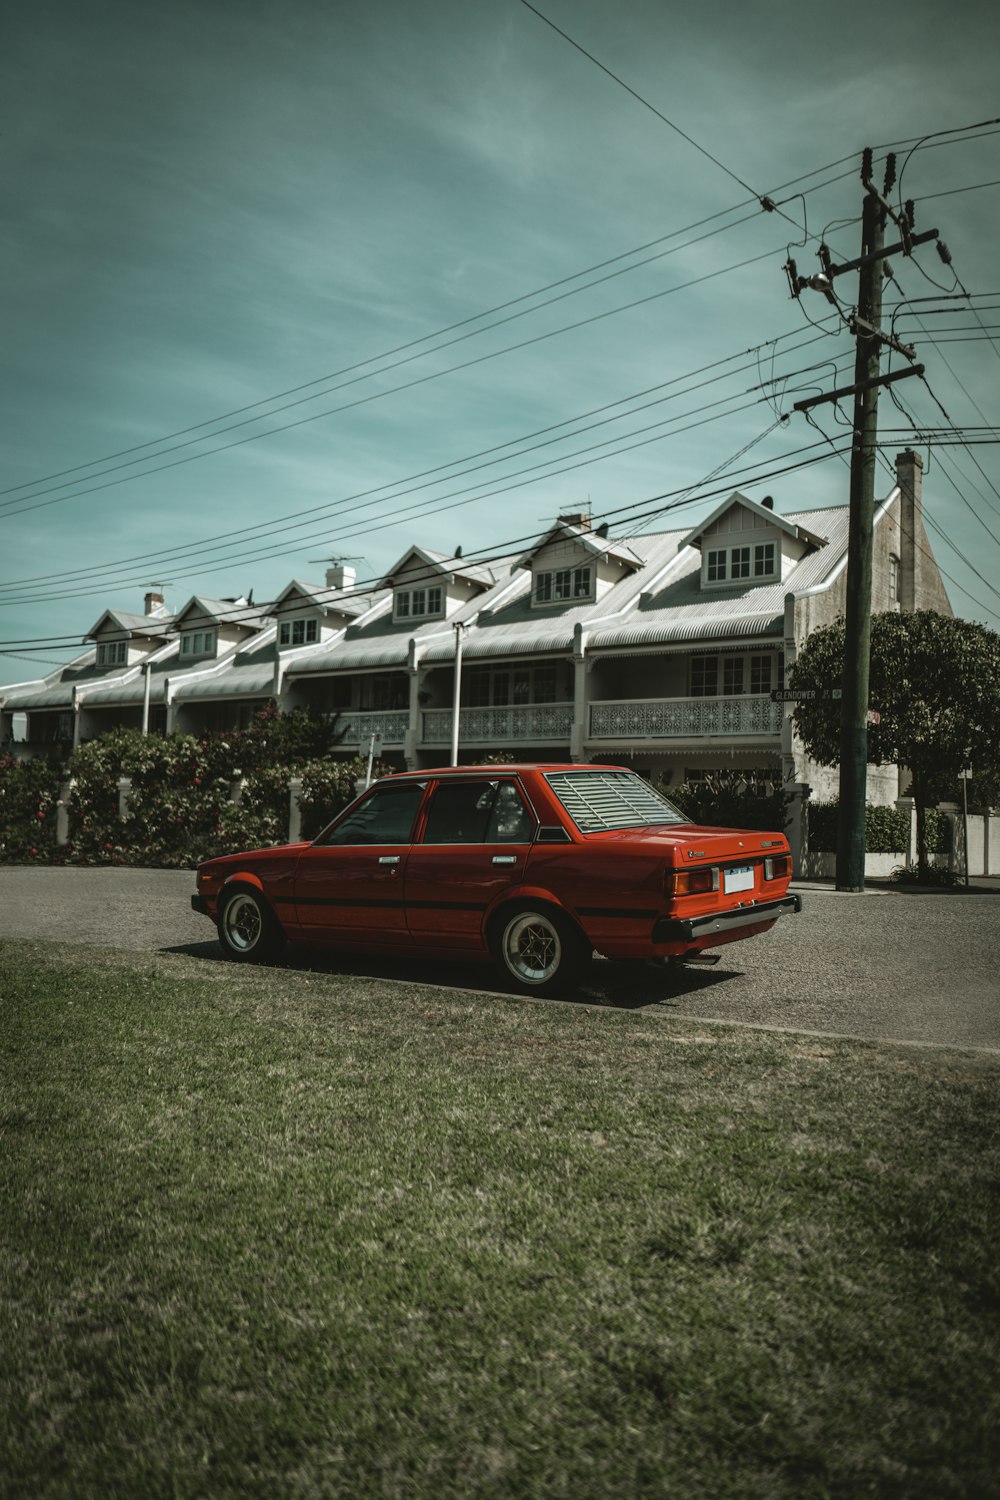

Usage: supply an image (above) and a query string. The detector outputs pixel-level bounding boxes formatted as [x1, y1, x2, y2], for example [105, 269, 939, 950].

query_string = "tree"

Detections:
[788, 611, 1000, 873]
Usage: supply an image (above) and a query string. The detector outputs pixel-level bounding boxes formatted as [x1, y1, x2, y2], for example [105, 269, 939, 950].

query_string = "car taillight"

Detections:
[665, 865, 719, 898]
[764, 854, 792, 881]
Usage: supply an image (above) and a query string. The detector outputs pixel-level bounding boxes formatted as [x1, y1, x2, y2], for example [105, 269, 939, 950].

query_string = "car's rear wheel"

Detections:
[218, 888, 285, 963]
[491, 904, 590, 996]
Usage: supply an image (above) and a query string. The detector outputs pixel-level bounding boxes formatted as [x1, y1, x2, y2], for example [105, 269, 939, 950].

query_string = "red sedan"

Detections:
[191, 764, 800, 994]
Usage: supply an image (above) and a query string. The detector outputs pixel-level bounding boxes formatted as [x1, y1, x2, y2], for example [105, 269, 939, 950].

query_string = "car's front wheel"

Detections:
[218, 888, 285, 963]
[491, 904, 590, 996]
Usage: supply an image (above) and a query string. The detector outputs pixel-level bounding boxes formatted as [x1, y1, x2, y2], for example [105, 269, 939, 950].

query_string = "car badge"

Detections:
[687, 849, 706, 858]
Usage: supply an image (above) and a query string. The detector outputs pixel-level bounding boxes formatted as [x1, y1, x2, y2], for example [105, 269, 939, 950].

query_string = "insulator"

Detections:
[905, 199, 915, 229]
[861, 146, 873, 181]
[883, 153, 897, 193]
[936, 240, 952, 266]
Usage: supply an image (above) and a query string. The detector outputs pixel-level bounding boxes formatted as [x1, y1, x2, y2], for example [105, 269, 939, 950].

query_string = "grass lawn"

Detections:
[2, 939, 999, 1499]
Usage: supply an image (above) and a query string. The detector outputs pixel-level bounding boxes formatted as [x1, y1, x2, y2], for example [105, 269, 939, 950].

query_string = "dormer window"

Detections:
[754, 542, 776, 577]
[279, 618, 319, 646]
[535, 565, 593, 605]
[180, 630, 216, 658]
[96, 641, 127, 667]
[703, 539, 778, 588]
[395, 585, 443, 621]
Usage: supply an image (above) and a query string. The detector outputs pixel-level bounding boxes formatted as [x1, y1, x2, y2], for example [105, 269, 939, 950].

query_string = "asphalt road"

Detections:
[1, 866, 998, 1049]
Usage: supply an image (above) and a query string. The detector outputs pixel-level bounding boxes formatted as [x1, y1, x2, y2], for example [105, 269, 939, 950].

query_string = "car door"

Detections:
[292, 778, 427, 945]
[403, 777, 537, 951]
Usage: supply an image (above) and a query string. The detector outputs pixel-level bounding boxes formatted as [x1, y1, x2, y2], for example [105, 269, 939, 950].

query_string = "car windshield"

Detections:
[544, 769, 688, 833]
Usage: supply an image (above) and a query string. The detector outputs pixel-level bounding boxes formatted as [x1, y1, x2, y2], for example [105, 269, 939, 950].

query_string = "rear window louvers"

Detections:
[545, 770, 687, 833]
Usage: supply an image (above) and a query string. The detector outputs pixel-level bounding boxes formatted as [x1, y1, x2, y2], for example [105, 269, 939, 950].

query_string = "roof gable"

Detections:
[513, 521, 643, 573]
[679, 492, 828, 553]
[378, 545, 497, 592]
[85, 608, 175, 640]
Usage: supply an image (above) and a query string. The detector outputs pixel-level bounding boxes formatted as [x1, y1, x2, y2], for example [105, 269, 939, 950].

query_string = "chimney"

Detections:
[558, 511, 591, 531]
[144, 590, 165, 616]
[761, 495, 774, 511]
[325, 564, 356, 592]
[896, 448, 923, 611]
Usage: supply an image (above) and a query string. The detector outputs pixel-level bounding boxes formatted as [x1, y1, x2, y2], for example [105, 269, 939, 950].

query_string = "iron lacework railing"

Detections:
[422, 703, 575, 745]
[588, 695, 783, 740]
[338, 710, 410, 745]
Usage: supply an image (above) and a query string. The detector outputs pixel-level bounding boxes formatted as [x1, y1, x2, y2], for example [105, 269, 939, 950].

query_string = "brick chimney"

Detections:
[558, 511, 591, 531]
[144, 590, 165, 616]
[896, 448, 923, 612]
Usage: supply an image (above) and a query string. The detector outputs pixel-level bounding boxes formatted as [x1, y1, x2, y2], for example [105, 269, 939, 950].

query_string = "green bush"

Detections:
[0, 754, 63, 863]
[808, 801, 949, 854]
[0, 709, 386, 868]
[669, 771, 786, 833]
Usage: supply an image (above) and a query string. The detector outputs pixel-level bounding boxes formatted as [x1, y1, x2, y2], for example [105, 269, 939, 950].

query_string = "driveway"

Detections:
[2, 866, 998, 1050]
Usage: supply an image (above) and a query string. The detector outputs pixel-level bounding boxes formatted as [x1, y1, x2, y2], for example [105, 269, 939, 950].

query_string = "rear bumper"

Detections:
[653, 893, 801, 943]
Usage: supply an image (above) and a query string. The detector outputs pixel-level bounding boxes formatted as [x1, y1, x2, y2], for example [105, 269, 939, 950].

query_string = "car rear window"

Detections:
[544, 769, 688, 833]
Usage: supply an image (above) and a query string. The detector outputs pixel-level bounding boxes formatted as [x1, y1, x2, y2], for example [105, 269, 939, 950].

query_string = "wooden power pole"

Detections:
[790, 150, 937, 891]
[835, 183, 885, 891]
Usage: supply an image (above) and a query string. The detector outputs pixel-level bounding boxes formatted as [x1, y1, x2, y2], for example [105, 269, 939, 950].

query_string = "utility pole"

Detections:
[835, 178, 884, 890]
[789, 149, 937, 891]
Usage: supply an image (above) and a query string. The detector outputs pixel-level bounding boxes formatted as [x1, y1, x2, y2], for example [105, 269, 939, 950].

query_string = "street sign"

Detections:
[770, 688, 843, 702]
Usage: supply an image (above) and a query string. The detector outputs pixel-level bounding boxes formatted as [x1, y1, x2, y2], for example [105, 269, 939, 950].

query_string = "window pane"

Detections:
[292, 619, 305, 645]
[573, 567, 592, 597]
[754, 542, 775, 577]
[707, 549, 726, 582]
[731, 547, 751, 579]
[422, 781, 496, 844]
[534, 666, 556, 702]
[491, 671, 509, 706]
[279, 623, 290, 645]
[690, 657, 718, 697]
[306, 620, 318, 642]
[535, 572, 552, 602]
[318, 782, 426, 845]
[513, 670, 530, 704]
[487, 782, 535, 843]
[554, 569, 572, 599]
[465, 668, 490, 708]
[723, 657, 745, 694]
[396, 592, 410, 617]
[750, 655, 772, 694]
[427, 587, 442, 614]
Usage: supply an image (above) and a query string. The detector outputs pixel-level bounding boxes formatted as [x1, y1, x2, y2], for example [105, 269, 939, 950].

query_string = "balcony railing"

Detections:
[589, 694, 782, 740]
[422, 703, 574, 745]
[338, 709, 409, 746]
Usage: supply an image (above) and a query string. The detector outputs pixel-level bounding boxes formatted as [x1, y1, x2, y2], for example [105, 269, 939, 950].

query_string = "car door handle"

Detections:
[492, 855, 518, 864]
[378, 855, 401, 865]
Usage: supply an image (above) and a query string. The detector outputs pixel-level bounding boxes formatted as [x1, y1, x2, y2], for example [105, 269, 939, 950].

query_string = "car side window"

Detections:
[422, 780, 535, 845]
[486, 781, 535, 843]
[316, 781, 426, 846]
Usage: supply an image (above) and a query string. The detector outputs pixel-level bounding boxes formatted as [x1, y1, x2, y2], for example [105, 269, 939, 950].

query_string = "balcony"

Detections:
[422, 703, 574, 746]
[338, 709, 409, 746]
[588, 694, 782, 741]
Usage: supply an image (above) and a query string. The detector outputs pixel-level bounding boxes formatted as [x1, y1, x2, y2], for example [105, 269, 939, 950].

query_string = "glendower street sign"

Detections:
[770, 688, 843, 702]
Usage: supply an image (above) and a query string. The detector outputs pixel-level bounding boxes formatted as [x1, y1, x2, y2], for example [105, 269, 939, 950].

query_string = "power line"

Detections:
[0, 242, 789, 521]
[0, 440, 856, 648]
[0, 323, 848, 598]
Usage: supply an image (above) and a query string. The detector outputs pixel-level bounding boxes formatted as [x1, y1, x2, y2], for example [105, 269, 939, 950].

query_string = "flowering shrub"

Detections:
[0, 754, 63, 863]
[0, 709, 388, 867]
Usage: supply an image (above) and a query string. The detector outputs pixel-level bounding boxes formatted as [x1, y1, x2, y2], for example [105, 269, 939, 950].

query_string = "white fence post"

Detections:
[288, 777, 304, 843]
[56, 777, 75, 847]
[117, 776, 132, 821]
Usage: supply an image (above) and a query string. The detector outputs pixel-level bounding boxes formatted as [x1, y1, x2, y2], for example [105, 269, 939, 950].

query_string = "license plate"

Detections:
[724, 864, 755, 894]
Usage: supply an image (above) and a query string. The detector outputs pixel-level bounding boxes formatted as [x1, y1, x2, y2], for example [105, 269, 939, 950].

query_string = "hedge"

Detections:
[0, 710, 392, 867]
[807, 801, 949, 855]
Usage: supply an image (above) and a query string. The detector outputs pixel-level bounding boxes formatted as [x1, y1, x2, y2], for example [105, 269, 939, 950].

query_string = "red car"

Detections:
[191, 764, 800, 994]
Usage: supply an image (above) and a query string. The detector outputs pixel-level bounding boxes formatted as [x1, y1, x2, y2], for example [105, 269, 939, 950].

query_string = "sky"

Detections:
[3, 0, 999, 678]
